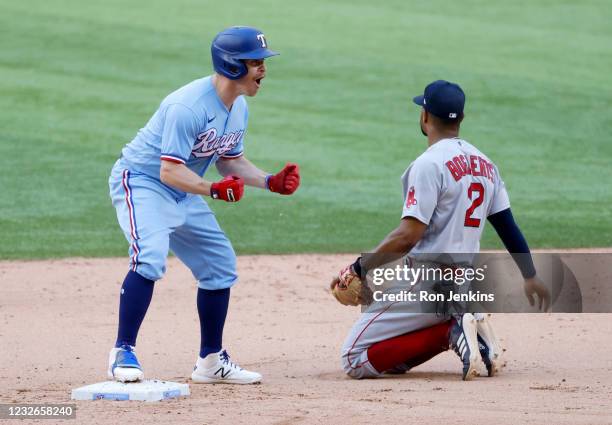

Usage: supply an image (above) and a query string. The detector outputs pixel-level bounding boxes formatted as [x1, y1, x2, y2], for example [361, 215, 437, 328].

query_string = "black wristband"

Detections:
[351, 256, 363, 276]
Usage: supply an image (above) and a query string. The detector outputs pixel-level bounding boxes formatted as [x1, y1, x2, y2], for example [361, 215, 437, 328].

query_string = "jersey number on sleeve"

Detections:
[464, 183, 484, 227]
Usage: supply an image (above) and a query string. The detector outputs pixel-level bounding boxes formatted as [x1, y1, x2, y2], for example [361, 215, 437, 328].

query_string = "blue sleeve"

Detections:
[160, 104, 199, 164]
[487, 208, 536, 278]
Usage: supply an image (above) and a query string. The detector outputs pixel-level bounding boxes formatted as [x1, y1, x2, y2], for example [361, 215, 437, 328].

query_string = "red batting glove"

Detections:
[266, 163, 300, 195]
[210, 175, 244, 202]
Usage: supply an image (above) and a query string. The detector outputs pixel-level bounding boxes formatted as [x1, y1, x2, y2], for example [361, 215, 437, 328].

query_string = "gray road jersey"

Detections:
[401, 138, 510, 258]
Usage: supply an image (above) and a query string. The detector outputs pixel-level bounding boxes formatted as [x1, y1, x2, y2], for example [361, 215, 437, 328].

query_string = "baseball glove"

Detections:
[330, 265, 373, 306]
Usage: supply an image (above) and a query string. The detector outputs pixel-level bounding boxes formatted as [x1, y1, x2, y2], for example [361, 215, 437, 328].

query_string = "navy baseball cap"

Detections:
[413, 80, 465, 121]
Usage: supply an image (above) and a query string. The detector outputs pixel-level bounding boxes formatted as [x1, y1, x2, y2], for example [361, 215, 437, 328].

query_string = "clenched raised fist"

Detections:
[267, 163, 300, 195]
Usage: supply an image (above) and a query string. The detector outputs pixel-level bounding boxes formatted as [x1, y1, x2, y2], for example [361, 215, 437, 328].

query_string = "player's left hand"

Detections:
[523, 276, 551, 312]
[267, 163, 300, 195]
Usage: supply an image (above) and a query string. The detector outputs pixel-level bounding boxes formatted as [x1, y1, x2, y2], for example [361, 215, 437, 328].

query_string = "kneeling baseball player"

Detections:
[330, 80, 550, 380]
[107, 27, 299, 384]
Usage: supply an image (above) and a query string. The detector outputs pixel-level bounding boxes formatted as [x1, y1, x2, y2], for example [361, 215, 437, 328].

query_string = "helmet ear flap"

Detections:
[222, 56, 247, 80]
[211, 47, 248, 80]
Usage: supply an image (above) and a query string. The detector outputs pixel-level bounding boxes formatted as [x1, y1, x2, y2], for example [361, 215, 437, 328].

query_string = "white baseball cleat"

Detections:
[107, 345, 144, 382]
[191, 349, 262, 384]
[449, 313, 483, 381]
[475, 314, 503, 377]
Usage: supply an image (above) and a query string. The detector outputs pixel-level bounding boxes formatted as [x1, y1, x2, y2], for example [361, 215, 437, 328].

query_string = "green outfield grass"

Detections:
[1, 0, 611, 259]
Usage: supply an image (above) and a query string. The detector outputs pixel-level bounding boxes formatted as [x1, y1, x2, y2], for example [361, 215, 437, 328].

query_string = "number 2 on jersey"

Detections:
[464, 183, 484, 227]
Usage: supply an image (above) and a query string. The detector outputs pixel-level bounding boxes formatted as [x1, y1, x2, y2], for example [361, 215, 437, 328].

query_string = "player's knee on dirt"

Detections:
[341, 354, 360, 379]
[340, 346, 381, 379]
[341, 354, 381, 379]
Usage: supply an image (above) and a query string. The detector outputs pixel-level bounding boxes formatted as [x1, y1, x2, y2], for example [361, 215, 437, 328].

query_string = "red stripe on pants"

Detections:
[367, 321, 452, 374]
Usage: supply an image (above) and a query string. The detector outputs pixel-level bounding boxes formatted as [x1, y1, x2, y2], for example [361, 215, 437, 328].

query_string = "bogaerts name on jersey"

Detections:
[445, 154, 496, 183]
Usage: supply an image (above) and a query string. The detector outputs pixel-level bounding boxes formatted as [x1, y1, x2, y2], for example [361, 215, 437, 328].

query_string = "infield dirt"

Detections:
[1, 253, 611, 425]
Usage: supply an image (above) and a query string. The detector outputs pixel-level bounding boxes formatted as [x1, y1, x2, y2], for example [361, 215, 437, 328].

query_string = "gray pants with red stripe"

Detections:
[340, 304, 448, 379]
[340, 256, 473, 379]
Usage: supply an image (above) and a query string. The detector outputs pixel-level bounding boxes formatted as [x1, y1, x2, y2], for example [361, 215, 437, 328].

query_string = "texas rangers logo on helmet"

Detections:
[256, 34, 267, 47]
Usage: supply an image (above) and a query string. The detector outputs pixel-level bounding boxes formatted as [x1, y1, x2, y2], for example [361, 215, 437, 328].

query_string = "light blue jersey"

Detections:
[119, 76, 248, 198]
[108, 75, 248, 288]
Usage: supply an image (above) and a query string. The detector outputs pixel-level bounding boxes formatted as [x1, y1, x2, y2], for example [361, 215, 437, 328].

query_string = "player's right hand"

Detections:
[210, 175, 244, 202]
[523, 276, 551, 312]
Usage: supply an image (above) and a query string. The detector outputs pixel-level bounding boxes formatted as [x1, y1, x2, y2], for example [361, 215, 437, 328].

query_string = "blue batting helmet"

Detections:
[211, 26, 279, 80]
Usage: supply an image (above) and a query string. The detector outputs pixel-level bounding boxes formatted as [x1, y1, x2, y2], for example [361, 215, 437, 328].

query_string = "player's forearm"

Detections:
[374, 217, 426, 255]
[356, 231, 416, 276]
[216, 157, 267, 188]
[373, 228, 417, 255]
[359, 218, 425, 272]
[160, 161, 213, 196]
[488, 208, 536, 278]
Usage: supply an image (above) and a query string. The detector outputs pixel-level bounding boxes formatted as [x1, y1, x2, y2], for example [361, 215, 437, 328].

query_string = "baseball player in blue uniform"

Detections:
[107, 26, 300, 384]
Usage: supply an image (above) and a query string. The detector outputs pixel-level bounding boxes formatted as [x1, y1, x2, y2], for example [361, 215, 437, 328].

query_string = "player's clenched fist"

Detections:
[211, 175, 244, 202]
[267, 163, 300, 195]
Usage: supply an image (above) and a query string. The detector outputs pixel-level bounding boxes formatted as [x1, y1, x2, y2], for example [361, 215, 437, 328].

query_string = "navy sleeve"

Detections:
[487, 208, 536, 279]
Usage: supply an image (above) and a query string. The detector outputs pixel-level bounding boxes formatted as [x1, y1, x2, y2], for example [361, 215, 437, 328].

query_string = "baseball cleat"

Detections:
[475, 314, 502, 377]
[449, 313, 483, 381]
[107, 344, 144, 382]
[191, 349, 262, 384]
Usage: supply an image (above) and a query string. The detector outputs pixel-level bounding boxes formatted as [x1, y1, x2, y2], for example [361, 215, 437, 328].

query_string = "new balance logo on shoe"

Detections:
[191, 349, 262, 384]
[215, 367, 231, 378]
